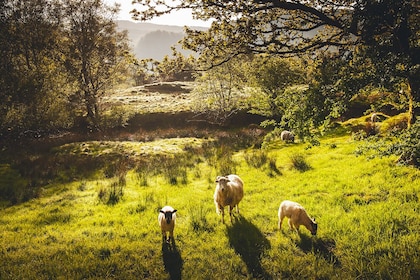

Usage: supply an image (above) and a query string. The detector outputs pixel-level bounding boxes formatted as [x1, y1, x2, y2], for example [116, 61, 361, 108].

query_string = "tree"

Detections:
[62, 0, 130, 129]
[246, 56, 306, 119]
[0, 0, 132, 135]
[191, 55, 250, 125]
[157, 48, 197, 82]
[0, 0, 70, 134]
[132, 0, 419, 122]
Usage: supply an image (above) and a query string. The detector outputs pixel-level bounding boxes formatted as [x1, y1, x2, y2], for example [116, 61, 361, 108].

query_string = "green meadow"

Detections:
[0, 129, 419, 279]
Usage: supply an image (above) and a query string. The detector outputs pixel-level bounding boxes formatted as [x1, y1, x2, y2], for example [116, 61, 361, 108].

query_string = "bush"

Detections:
[355, 118, 420, 168]
[290, 153, 311, 172]
[244, 149, 268, 168]
[391, 119, 420, 167]
[0, 164, 32, 205]
[245, 149, 281, 176]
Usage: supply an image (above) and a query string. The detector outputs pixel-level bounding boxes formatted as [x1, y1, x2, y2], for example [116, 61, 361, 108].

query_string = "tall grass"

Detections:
[0, 133, 419, 279]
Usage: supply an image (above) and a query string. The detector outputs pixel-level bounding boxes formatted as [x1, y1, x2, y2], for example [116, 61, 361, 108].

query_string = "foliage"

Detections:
[356, 118, 420, 168]
[130, 49, 198, 85]
[393, 118, 420, 167]
[133, 0, 419, 122]
[0, 0, 132, 134]
[0, 0, 72, 133]
[191, 56, 248, 125]
[289, 153, 311, 172]
[0, 164, 30, 206]
[157, 48, 197, 82]
[246, 56, 307, 119]
[61, 0, 131, 129]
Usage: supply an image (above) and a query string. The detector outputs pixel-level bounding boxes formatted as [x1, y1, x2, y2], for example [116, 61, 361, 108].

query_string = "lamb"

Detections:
[280, 130, 295, 142]
[214, 174, 244, 223]
[278, 200, 317, 235]
[158, 206, 177, 243]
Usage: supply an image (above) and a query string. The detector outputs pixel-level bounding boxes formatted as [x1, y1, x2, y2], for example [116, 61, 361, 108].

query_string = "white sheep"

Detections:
[278, 200, 317, 235]
[371, 113, 378, 123]
[158, 206, 177, 243]
[214, 174, 244, 223]
[280, 130, 295, 142]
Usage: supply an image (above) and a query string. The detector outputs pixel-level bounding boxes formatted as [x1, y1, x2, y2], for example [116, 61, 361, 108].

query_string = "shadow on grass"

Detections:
[296, 234, 341, 267]
[227, 216, 272, 279]
[162, 240, 183, 280]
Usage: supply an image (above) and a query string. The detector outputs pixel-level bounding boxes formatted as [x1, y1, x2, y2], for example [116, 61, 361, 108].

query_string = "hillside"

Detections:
[116, 20, 207, 60]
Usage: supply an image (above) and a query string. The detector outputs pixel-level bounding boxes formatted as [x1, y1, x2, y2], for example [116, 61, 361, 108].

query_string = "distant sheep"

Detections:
[214, 174, 244, 223]
[278, 200, 317, 235]
[158, 206, 177, 243]
[371, 113, 378, 123]
[280, 130, 295, 142]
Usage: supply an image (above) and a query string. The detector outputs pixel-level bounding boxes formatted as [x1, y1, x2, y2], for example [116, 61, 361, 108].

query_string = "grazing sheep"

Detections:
[371, 113, 378, 123]
[278, 200, 317, 235]
[158, 206, 177, 243]
[280, 130, 295, 142]
[214, 174, 244, 223]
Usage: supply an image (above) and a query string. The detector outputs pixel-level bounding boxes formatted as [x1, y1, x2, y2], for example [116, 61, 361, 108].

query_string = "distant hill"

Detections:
[116, 20, 207, 60]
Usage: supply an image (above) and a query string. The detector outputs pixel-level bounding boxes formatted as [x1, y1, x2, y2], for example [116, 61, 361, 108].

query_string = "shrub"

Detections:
[267, 158, 282, 177]
[244, 149, 268, 168]
[290, 153, 311, 172]
[245, 149, 281, 176]
[391, 118, 420, 167]
[355, 118, 420, 168]
[0, 164, 31, 205]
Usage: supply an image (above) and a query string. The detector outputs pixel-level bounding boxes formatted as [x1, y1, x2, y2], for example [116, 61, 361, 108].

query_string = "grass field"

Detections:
[0, 130, 419, 279]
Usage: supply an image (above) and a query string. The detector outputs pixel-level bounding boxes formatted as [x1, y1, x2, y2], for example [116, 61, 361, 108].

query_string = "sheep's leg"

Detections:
[169, 230, 174, 244]
[215, 201, 220, 214]
[278, 215, 284, 230]
[220, 207, 225, 224]
[288, 219, 294, 230]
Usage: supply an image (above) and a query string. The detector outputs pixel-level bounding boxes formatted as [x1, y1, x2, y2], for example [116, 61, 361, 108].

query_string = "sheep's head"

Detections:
[160, 209, 177, 224]
[310, 218, 317, 235]
[216, 176, 230, 192]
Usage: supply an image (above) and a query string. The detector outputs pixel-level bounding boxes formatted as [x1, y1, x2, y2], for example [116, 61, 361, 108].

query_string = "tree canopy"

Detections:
[0, 0, 130, 134]
[132, 0, 419, 121]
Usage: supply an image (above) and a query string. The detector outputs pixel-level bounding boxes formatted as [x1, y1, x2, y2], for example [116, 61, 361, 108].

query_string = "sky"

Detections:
[104, 0, 212, 27]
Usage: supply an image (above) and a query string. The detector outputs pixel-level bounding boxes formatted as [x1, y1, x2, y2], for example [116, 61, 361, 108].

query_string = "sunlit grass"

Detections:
[0, 134, 419, 279]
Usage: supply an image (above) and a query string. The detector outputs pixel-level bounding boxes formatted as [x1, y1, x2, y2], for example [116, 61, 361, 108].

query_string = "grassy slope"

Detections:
[0, 135, 419, 279]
